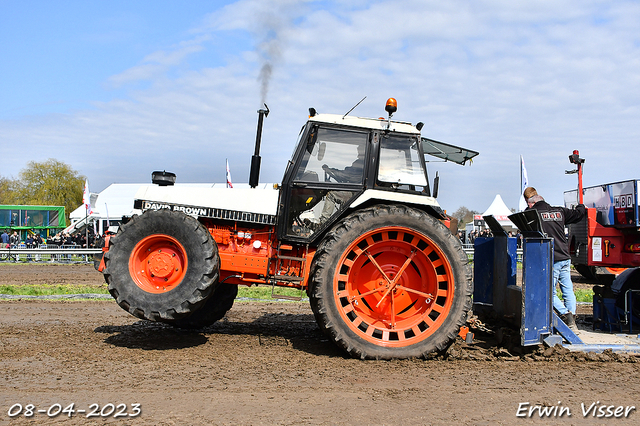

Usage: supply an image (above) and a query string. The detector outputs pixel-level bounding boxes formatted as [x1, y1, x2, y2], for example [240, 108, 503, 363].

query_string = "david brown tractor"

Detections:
[97, 98, 479, 359]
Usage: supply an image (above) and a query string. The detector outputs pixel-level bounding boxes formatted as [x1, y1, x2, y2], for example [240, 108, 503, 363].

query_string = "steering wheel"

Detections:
[323, 165, 345, 183]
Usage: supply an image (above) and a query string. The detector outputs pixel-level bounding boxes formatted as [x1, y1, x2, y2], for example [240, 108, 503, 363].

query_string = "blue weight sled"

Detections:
[473, 211, 640, 353]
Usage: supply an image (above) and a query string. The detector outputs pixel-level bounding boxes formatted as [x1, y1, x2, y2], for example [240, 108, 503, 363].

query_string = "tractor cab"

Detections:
[278, 99, 436, 243]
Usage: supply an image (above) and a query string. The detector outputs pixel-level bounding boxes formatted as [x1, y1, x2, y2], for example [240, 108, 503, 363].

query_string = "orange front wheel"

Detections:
[103, 209, 219, 322]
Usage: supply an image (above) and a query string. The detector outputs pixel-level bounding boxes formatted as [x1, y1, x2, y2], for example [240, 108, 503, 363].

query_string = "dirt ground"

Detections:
[1, 263, 640, 425]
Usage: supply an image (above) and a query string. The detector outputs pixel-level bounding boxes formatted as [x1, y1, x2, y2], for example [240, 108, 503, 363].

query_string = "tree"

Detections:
[451, 206, 479, 229]
[13, 159, 85, 221]
[0, 176, 20, 204]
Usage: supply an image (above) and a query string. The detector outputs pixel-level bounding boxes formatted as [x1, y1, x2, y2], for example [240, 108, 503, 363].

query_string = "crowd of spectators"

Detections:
[456, 228, 524, 247]
[45, 232, 99, 248]
[1, 229, 100, 249]
[456, 229, 494, 244]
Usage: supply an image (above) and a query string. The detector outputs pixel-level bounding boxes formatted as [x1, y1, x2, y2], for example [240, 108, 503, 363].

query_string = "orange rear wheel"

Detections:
[334, 226, 454, 347]
[310, 205, 472, 359]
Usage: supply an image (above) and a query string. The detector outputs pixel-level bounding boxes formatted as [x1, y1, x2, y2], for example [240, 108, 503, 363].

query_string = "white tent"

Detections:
[479, 194, 516, 230]
[67, 183, 147, 235]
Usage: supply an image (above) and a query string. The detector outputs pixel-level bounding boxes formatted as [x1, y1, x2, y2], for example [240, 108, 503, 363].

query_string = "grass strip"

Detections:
[0, 284, 110, 296]
[0, 284, 305, 301]
[237, 286, 305, 300]
[555, 288, 593, 303]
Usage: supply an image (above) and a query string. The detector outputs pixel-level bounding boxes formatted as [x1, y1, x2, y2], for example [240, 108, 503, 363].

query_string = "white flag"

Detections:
[83, 180, 93, 214]
[226, 159, 233, 188]
[518, 155, 529, 211]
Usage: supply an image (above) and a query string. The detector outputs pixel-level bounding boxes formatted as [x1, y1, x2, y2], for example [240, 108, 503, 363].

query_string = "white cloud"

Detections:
[108, 38, 208, 87]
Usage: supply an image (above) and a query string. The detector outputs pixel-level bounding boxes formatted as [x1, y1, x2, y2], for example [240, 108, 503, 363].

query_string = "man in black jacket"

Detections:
[524, 187, 586, 332]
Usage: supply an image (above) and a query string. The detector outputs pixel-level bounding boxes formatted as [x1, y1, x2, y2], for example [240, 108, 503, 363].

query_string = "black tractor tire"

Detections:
[102, 209, 220, 322]
[309, 204, 472, 360]
[172, 283, 238, 329]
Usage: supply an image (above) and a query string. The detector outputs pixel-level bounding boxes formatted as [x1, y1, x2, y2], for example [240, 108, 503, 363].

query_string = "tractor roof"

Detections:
[308, 113, 420, 135]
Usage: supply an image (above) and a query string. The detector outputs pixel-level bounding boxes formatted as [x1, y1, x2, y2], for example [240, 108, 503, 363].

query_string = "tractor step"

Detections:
[273, 274, 304, 282]
[276, 255, 306, 261]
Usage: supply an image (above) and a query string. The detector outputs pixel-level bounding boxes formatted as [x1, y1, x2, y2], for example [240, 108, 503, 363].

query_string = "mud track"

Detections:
[1, 263, 639, 425]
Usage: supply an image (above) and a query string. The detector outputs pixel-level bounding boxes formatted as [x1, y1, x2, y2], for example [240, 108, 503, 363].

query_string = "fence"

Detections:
[0, 245, 101, 263]
[462, 244, 523, 263]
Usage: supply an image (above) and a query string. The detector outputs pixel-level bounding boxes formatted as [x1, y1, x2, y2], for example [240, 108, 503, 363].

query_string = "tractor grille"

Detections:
[137, 199, 277, 225]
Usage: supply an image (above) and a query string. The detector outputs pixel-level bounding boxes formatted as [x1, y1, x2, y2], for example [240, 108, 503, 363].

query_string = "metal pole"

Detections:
[85, 206, 88, 249]
[577, 160, 584, 204]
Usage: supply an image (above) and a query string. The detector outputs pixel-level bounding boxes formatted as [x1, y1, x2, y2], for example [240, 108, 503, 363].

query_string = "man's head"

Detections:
[524, 186, 544, 207]
[523, 187, 537, 199]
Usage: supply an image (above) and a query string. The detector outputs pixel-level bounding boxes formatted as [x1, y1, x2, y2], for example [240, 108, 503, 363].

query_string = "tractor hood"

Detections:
[133, 183, 279, 225]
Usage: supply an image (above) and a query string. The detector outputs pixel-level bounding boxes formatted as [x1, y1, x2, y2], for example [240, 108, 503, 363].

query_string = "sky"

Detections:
[2, 0, 639, 214]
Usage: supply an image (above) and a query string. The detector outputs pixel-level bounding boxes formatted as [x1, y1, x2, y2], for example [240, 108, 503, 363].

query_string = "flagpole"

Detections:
[105, 203, 110, 235]
[520, 155, 522, 208]
[518, 155, 529, 212]
[83, 180, 89, 248]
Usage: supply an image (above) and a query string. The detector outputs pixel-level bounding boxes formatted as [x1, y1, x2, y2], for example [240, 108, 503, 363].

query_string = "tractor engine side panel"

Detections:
[201, 220, 274, 283]
[201, 219, 314, 288]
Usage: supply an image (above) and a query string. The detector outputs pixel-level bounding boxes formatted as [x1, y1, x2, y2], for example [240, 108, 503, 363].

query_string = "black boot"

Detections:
[562, 312, 578, 332]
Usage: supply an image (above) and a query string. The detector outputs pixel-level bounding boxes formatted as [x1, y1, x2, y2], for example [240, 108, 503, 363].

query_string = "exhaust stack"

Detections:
[249, 104, 269, 188]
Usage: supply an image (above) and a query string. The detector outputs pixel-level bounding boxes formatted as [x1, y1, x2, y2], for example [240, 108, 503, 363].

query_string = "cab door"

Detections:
[278, 125, 369, 243]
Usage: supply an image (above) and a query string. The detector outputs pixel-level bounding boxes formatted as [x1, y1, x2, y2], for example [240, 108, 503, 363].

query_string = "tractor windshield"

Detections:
[294, 128, 367, 184]
[283, 126, 368, 240]
[377, 134, 427, 187]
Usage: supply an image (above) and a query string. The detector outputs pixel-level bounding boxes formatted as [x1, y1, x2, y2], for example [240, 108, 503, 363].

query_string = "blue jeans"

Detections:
[553, 259, 576, 315]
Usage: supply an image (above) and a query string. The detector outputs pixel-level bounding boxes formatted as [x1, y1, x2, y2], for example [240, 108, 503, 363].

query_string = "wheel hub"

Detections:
[148, 250, 176, 279]
[129, 234, 188, 293]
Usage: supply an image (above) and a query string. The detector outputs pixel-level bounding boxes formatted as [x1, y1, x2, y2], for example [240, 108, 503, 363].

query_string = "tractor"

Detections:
[96, 98, 479, 359]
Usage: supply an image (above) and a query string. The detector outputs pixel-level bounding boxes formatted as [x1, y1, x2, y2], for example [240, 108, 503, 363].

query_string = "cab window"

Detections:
[286, 127, 368, 239]
[294, 128, 367, 184]
[377, 135, 427, 187]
